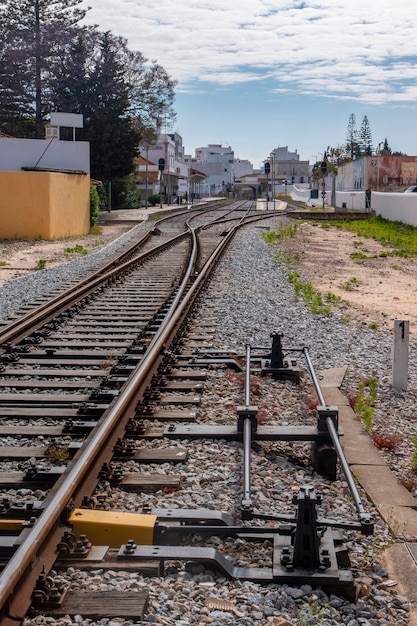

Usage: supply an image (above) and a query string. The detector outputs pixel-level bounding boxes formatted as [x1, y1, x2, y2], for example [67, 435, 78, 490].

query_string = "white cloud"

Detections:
[81, 0, 417, 106]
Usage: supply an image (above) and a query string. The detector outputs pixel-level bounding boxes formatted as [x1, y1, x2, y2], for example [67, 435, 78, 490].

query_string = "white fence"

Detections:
[372, 192, 417, 226]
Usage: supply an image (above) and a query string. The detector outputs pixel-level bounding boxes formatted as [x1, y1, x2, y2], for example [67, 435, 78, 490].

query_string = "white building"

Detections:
[138, 131, 189, 204]
[268, 146, 309, 184]
[184, 144, 253, 197]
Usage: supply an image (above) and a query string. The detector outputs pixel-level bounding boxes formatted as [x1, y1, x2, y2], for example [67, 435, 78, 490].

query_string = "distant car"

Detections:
[404, 186, 417, 193]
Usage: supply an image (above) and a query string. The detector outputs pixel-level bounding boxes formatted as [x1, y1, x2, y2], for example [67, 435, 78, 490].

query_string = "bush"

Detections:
[111, 174, 141, 209]
[90, 184, 100, 227]
[148, 194, 160, 206]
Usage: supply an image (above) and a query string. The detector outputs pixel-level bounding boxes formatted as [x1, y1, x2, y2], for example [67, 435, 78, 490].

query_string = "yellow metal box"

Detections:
[69, 508, 156, 547]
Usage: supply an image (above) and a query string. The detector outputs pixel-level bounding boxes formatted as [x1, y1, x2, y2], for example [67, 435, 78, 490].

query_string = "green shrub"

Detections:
[90, 184, 100, 227]
[148, 194, 160, 206]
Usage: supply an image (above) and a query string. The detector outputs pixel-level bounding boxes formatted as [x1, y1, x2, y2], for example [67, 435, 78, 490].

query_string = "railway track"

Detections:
[0, 200, 263, 621]
[0, 201, 411, 625]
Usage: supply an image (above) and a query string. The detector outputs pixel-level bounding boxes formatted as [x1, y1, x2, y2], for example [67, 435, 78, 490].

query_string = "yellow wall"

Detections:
[0, 171, 90, 240]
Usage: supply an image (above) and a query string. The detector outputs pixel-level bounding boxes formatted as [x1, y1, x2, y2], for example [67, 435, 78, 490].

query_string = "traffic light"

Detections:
[264, 162, 270, 174]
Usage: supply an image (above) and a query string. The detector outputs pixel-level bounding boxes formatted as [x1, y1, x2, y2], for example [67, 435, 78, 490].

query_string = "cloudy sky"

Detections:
[81, 0, 417, 167]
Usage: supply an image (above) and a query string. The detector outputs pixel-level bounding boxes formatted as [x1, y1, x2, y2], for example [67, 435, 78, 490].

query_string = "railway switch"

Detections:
[260, 332, 301, 381]
[69, 508, 157, 548]
[115, 487, 357, 599]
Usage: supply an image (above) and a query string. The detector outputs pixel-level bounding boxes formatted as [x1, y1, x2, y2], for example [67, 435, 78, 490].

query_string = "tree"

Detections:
[359, 116, 373, 156]
[0, 2, 177, 189]
[380, 138, 392, 156]
[52, 29, 176, 183]
[0, 0, 88, 137]
[345, 113, 360, 160]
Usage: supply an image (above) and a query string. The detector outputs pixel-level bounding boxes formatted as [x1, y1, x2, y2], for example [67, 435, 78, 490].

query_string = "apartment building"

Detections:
[184, 144, 254, 196]
[269, 146, 309, 184]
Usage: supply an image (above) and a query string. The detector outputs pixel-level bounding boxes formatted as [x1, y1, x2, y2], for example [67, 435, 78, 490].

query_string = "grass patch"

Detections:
[262, 223, 298, 246]
[34, 259, 47, 270]
[321, 215, 417, 257]
[350, 252, 372, 260]
[64, 244, 88, 255]
[262, 231, 278, 244]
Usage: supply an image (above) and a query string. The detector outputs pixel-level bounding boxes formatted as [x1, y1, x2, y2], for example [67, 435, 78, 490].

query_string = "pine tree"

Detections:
[359, 116, 373, 156]
[346, 113, 360, 160]
[381, 138, 392, 155]
[0, 0, 88, 137]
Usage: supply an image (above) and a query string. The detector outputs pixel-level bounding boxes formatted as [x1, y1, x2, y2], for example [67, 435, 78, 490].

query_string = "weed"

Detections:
[326, 291, 341, 303]
[262, 230, 278, 245]
[0, 260, 8, 267]
[350, 252, 371, 260]
[400, 474, 417, 492]
[148, 213, 162, 221]
[64, 244, 88, 255]
[35, 259, 46, 270]
[353, 377, 378, 432]
[372, 429, 402, 450]
[90, 224, 103, 235]
[306, 397, 319, 411]
[340, 276, 358, 290]
[368, 322, 378, 331]
[310, 293, 331, 315]
[410, 435, 417, 472]
[46, 446, 69, 463]
[277, 223, 298, 239]
[391, 264, 399, 270]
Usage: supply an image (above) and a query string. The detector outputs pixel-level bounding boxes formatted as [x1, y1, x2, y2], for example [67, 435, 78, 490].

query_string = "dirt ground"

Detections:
[279, 220, 417, 337]
[1, 216, 417, 338]
[0, 221, 136, 287]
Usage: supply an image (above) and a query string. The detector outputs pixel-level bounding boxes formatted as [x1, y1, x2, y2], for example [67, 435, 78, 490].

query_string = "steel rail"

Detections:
[0, 230, 190, 347]
[242, 344, 253, 508]
[303, 348, 370, 523]
[0, 210, 247, 620]
[0, 203, 241, 346]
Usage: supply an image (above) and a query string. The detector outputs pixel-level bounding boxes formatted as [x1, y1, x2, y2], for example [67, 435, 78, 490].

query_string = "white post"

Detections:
[392, 320, 409, 390]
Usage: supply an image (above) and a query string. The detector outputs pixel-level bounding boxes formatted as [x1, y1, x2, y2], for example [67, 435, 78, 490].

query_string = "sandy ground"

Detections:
[0, 221, 136, 287]
[1, 215, 417, 338]
[279, 220, 417, 337]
